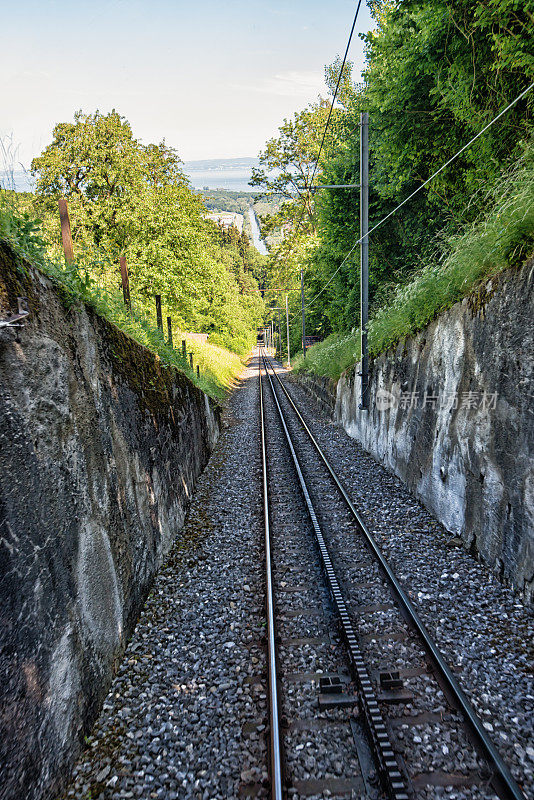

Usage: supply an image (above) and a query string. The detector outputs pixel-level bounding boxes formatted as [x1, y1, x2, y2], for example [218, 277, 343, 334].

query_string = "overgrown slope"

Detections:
[293, 140, 534, 380]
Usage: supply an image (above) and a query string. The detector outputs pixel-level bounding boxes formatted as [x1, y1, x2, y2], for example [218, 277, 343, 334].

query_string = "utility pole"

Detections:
[285, 294, 291, 367]
[271, 307, 283, 360]
[300, 268, 306, 358]
[277, 308, 281, 361]
[360, 112, 369, 410]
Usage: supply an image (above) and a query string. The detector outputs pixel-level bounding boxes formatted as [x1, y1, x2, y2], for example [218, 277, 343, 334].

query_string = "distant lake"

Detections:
[184, 168, 256, 192]
[4, 170, 33, 192]
[182, 158, 259, 193]
[6, 159, 262, 194]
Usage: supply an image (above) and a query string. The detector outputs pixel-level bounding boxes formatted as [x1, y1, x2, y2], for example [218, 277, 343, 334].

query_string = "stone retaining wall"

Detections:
[0, 242, 220, 800]
[292, 259, 533, 602]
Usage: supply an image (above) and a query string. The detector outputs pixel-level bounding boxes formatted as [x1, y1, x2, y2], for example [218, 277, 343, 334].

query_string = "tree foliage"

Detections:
[256, 0, 533, 350]
[32, 110, 264, 354]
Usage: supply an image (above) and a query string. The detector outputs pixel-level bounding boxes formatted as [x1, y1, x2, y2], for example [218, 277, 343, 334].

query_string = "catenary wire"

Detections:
[266, 1, 363, 284]
[288, 81, 534, 322]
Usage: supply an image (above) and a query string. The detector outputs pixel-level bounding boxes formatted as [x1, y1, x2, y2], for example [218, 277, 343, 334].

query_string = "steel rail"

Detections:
[261, 351, 409, 800]
[258, 355, 284, 800]
[262, 354, 527, 800]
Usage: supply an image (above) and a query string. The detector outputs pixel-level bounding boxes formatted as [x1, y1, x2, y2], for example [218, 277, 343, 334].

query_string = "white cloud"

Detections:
[233, 70, 327, 99]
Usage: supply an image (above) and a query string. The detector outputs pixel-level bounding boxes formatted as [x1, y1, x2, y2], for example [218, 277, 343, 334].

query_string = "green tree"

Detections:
[32, 110, 264, 354]
[296, 0, 534, 340]
[250, 101, 334, 235]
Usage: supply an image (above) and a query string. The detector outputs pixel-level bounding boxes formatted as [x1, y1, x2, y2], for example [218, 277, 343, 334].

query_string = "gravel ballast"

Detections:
[63, 358, 268, 800]
[285, 368, 533, 798]
[61, 353, 533, 800]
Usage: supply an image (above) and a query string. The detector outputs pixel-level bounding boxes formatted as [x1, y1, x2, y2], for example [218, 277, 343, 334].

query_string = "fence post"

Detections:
[58, 198, 74, 265]
[182, 339, 187, 359]
[167, 317, 173, 347]
[189, 352, 194, 369]
[119, 256, 131, 308]
[196, 365, 200, 379]
[155, 295, 163, 332]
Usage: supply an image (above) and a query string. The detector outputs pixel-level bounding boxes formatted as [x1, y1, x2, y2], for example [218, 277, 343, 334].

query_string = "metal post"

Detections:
[155, 295, 163, 332]
[301, 268, 306, 358]
[277, 308, 282, 361]
[58, 198, 74, 265]
[119, 256, 131, 308]
[285, 294, 291, 367]
[182, 339, 187, 359]
[167, 317, 173, 348]
[360, 112, 369, 410]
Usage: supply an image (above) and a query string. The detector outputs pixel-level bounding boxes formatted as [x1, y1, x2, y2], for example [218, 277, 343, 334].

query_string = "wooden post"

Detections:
[182, 339, 187, 359]
[155, 295, 163, 332]
[119, 256, 131, 308]
[189, 352, 194, 369]
[167, 317, 173, 347]
[58, 198, 74, 265]
[196, 365, 200, 378]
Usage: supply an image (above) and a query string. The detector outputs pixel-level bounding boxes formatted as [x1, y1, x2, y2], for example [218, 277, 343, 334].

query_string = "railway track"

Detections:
[258, 349, 526, 800]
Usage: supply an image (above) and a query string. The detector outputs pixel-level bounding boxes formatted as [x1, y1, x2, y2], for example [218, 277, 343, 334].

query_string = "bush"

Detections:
[208, 330, 253, 357]
[369, 138, 534, 355]
[292, 331, 361, 379]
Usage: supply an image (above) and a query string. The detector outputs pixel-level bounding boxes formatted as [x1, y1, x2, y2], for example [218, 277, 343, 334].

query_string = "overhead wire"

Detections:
[290, 81, 534, 321]
[265, 0, 364, 296]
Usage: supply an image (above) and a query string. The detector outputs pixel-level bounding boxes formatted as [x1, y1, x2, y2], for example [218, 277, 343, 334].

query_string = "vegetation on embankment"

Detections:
[0, 194, 245, 400]
[1, 110, 267, 398]
[292, 139, 534, 381]
[256, 0, 533, 373]
[291, 331, 360, 380]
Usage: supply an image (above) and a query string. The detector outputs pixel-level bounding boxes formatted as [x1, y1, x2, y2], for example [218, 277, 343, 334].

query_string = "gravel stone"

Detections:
[284, 368, 533, 798]
[60, 354, 533, 800]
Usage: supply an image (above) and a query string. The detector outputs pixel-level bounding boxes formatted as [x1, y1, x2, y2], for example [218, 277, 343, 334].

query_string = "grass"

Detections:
[76, 290, 245, 400]
[0, 192, 247, 401]
[294, 139, 534, 381]
[291, 331, 361, 380]
[182, 334, 245, 396]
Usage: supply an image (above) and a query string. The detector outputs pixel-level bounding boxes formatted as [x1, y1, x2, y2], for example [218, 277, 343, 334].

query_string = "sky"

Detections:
[1, 0, 375, 170]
